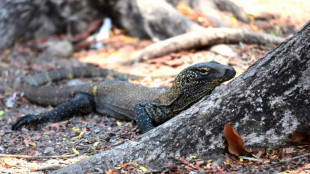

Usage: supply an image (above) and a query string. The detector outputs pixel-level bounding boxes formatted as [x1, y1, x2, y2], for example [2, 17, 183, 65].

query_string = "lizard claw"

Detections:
[11, 114, 40, 130]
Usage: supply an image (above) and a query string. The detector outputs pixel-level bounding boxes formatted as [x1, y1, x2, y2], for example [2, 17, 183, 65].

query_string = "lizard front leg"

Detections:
[12, 93, 95, 130]
[134, 102, 171, 133]
[134, 102, 156, 133]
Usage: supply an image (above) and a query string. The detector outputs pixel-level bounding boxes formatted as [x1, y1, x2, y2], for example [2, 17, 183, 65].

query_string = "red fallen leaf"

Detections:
[74, 39, 96, 52]
[50, 123, 61, 128]
[223, 123, 248, 156]
[28, 150, 36, 155]
[288, 131, 310, 145]
[3, 162, 12, 168]
[178, 157, 190, 164]
[105, 169, 118, 174]
[185, 166, 193, 171]
[21, 97, 30, 104]
[120, 163, 128, 168]
[73, 19, 103, 41]
[31, 168, 38, 172]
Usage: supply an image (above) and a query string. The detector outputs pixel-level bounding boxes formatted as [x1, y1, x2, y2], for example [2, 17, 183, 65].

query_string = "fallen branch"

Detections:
[239, 156, 263, 162]
[127, 28, 285, 64]
[0, 154, 77, 159]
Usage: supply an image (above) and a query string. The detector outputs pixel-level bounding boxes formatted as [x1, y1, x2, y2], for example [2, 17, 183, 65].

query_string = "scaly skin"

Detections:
[12, 62, 236, 133]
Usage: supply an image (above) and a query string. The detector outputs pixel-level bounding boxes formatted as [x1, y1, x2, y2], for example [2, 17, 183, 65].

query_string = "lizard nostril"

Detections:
[226, 68, 236, 77]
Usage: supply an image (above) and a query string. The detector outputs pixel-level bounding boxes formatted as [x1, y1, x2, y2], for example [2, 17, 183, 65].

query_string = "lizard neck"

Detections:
[156, 81, 217, 109]
[156, 82, 181, 104]
[149, 81, 217, 124]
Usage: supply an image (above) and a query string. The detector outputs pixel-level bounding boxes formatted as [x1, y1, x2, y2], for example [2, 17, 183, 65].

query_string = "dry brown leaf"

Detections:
[223, 123, 248, 156]
[288, 131, 310, 145]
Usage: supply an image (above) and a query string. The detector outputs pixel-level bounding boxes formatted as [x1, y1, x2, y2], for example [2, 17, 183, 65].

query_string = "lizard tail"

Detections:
[23, 66, 142, 87]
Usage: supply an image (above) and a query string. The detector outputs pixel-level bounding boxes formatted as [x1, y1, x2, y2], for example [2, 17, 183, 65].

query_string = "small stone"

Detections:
[92, 115, 100, 121]
[198, 169, 206, 174]
[44, 146, 54, 154]
[212, 158, 224, 165]
[4, 129, 13, 133]
[67, 79, 85, 86]
[94, 127, 101, 134]
[46, 40, 73, 58]
[84, 131, 91, 136]
[21, 127, 29, 132]
[210, 44, 237, 57]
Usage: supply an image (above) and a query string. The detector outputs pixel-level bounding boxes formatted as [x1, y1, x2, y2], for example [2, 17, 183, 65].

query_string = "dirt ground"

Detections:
[0, 0, 309, 173]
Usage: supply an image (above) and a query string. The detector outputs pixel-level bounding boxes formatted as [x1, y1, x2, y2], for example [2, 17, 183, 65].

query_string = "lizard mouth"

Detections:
[209, 81, 221, 86]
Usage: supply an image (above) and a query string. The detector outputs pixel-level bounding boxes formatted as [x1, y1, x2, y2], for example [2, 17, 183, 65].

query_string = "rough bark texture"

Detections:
[0, 0, 101, 51]
[167, 0, 250, 26]
[0, 0, 61, 51]
[213, 0, 250, 23]
[55, 21, 310, 173]
[128, 28, 285, 63]
[0, 0, 204, 51]
[0, 0, 247, 50]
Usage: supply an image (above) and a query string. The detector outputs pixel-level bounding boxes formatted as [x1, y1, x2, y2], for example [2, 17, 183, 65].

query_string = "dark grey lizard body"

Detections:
[12, 62, 236, 133]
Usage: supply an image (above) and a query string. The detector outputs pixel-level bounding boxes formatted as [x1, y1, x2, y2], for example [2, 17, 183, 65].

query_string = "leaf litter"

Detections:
[0, 1, 309, 173]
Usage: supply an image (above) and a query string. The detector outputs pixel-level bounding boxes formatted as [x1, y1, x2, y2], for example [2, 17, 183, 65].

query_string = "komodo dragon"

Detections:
[12, 61, 236, 133]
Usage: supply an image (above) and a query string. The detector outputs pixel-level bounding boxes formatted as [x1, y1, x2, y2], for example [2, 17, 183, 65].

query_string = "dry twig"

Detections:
[280, 153, 310, 162]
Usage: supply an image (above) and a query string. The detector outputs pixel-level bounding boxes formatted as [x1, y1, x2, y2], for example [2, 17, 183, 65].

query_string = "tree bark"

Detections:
[0, 0, 247, 51]
[168, 0, 250, 26]
[0, 0, 204, 51]
[54, 21, 310, 173]
[0, 0, 102, 51]
[0, 0, 60, 51]
[90, 0, 204, 42]
[213, 0, 250, 23]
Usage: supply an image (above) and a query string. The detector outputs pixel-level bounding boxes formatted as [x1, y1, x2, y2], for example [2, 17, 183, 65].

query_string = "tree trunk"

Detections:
[167, 0, 250, 26]
[90, 0, 204, 42]
[0, 0, 101, 51]
[0, 0, 204, 51]
[54, 21, 310, 173]
[0, 0, 247, 51]
[0, 0, 59, 51]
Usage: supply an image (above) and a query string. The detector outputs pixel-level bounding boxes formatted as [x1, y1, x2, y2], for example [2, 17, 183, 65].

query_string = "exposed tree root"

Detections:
[127, 28, 285, 64]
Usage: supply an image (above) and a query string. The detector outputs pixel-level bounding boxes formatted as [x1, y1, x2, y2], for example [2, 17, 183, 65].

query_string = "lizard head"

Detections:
[173, 61, 236, 92]
[157, 61, 236, 107]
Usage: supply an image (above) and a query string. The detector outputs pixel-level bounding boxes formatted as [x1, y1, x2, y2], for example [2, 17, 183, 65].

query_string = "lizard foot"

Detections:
[12, 114, 43, 130]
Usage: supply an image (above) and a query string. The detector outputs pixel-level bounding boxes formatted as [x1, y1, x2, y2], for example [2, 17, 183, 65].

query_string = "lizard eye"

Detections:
[198, 68, 210, 75]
